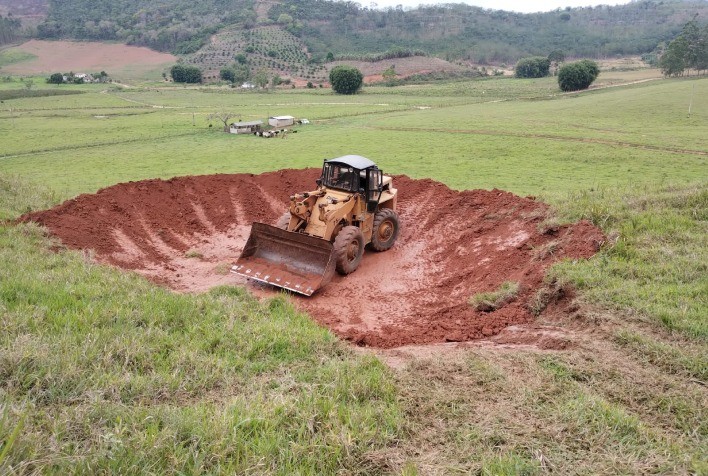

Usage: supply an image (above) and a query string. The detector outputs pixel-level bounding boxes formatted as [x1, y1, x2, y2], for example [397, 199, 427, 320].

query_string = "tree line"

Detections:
[0, 14, 21, 45]
[268, 0, 708, 63]
[659, 17, 708, 76]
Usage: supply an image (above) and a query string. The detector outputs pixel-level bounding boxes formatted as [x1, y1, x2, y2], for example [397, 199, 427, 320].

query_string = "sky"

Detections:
[368, 0, 632, 12]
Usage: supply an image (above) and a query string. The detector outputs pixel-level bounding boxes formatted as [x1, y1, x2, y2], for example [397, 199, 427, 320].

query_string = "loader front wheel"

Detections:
[334, 226, 364, 275]
[275, 212, 291, 230]
[370, 209, 400, 251]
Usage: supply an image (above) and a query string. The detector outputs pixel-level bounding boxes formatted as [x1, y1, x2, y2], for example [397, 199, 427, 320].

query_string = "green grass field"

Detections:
[1, 71, 706, 474]
[0, 50, 37, 69]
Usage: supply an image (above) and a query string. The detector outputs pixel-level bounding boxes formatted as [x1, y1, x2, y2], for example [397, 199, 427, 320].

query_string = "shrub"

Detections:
[514, 56, 551, 78]
[578, 59, 600, 80]
[220, 67, 235, 83]
[329, 65, 363, 95]
[558, 59, 600, 91]
[47, 73, 64, 84]
[170, 64, 202, 84]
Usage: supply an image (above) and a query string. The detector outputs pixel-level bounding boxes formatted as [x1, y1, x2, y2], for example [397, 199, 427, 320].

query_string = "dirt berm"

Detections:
[22, 169, 605, 348]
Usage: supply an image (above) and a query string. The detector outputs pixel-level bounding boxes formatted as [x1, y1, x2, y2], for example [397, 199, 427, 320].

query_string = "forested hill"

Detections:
[15, 0, 708, 62]
[35, 0, 256, 54]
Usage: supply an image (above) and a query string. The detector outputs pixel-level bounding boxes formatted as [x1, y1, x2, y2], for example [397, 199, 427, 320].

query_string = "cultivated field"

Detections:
[0, 40, 177, 80]
[0, 71, 706, 474]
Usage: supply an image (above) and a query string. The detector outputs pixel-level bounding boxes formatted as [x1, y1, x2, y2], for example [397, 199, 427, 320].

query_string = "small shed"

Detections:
[230, 120, 263, 134]
[268, 115, 295, 127]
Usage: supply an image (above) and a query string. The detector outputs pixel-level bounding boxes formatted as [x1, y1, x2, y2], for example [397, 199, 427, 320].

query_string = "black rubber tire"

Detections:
[275, 211, 291, 230]
[370, 208, 400, 251]
[334, 226, 365, 275]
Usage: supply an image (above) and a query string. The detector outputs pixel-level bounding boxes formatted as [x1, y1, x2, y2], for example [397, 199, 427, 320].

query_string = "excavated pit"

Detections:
[22, 169, 604, 348]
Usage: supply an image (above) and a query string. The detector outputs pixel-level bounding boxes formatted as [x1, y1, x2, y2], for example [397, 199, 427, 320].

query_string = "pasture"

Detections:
[0, 72, 706, 474]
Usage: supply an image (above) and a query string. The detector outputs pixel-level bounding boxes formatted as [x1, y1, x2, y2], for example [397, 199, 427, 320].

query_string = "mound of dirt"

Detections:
[22, 170, 604, 348]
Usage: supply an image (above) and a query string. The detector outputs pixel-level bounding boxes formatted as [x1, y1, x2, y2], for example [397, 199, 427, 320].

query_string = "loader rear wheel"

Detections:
[370, 208, 400, 251]
[334, 226, 364, 275]
[275, 212, 291, 230]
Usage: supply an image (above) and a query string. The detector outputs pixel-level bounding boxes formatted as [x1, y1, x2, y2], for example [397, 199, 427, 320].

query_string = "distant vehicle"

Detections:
[300, 119, 310, 124]
[241, 82, 255, 89]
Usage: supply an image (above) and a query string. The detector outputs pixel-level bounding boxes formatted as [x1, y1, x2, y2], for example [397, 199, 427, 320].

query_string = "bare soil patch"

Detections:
[1, 40, 176, 76]
[22, 170, 604, 348]
[328, 56, 468, 83]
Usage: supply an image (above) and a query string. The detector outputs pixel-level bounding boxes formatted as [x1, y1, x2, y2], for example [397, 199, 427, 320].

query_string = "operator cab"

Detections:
[319, 155, 383, 212]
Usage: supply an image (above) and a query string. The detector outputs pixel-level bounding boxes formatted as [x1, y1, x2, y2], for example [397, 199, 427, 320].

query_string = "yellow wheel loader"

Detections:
[231, 155, 399, 295]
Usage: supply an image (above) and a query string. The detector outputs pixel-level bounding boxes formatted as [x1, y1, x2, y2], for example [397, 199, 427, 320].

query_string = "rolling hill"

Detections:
[1, 0, 707, 80]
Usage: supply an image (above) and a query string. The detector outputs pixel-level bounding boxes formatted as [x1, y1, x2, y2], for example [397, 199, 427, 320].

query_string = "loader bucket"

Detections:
[231, 223, 336, 296]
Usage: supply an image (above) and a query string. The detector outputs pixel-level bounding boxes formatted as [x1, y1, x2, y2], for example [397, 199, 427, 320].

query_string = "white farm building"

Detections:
[268, 115, 295, 127]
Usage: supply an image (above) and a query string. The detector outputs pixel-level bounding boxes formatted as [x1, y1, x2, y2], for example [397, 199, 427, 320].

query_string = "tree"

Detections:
[24, 79, 34, 90]
[548, 50, 565, 74]
[697, 24, 708, 73]
[681, 17, 701, 71]
[232, 64, 251, 84]
[170, 64, 202, 83]
[514, 57, 551, 78]
[381, 65, 400, 86]
[253, 70, 269, 89]
[655, 18, 708, 76]
[220, 67, 236, 83]
[47, 73, 64, 84]
[277, 13, 293, 24]
[329, 65, 363, 94]
[660, 36, 688, 77]
[558, 60, 600, 91]
[207, 112, 239, 132]
[234, 53, 248, 65]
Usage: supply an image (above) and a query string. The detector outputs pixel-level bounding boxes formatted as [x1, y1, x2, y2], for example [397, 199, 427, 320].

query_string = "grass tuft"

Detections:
[184, 249, 203, 259]
[481, 452, 540, 476]
[469, 281, 520, 312]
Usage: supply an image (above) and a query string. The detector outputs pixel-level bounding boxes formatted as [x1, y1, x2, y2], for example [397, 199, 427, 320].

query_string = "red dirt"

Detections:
[21, 169, 604, 348]
[328, 56, 467, 78]
[2, 40, 176, 75]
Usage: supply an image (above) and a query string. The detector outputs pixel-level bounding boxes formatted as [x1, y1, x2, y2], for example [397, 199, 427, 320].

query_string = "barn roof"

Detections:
[326, 155, 377, 170]
[231, 120, 263, 127]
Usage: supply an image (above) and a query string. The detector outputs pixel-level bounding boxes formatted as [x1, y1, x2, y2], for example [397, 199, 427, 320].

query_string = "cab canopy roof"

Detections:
[325, 155, 377, 170]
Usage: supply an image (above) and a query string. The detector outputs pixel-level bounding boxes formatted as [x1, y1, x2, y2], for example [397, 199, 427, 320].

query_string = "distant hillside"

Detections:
[0, 0, 47, 39]
[3, 0, 708, 79]
[274, 0, 708, 62]
[34, 0, 256, 54]
[30, 0, 708, 60]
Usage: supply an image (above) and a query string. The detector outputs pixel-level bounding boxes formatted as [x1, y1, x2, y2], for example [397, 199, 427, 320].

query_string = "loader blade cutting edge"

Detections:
[231, 223, 336, 296]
